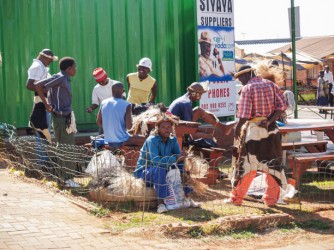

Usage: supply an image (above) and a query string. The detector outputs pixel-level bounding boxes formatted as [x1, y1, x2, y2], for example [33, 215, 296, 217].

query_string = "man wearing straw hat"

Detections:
[26, 48, 58, 141]
[225, 65, 288, 207]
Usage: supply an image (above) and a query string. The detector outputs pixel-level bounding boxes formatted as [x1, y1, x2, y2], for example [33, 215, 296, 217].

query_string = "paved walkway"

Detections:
[0, 166, 188, 250]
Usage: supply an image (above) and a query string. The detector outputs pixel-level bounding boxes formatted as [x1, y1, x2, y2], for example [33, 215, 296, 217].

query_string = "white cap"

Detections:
[136, 57, 152, 71]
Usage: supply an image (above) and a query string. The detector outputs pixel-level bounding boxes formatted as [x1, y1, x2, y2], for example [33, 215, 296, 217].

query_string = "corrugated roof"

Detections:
[269, 36, 334, 59]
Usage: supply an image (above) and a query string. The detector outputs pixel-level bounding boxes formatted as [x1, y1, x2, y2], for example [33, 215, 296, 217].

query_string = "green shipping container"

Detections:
[0, 0, 198, 130]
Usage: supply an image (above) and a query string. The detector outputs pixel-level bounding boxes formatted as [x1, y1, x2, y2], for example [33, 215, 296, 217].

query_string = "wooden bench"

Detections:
[318, 106, 334, 119]
[288, 151, 334, 188]
[282, 140, 328, 153]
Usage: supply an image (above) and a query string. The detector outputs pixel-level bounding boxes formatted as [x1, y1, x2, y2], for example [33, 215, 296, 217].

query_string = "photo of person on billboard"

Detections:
[198, 27, 234, 82]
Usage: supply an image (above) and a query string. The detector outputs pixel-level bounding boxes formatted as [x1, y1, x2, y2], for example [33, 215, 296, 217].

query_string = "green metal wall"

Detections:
[0, 0, 197, 129]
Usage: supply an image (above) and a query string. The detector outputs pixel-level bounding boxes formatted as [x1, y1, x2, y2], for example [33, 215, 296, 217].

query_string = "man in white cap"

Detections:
[26, 48, 58, 141]
[126, 57, 158, 105]
[198, 31, 225, 78]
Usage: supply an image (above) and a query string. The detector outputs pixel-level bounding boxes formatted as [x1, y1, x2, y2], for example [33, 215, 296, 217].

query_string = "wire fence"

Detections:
[0, 122, 333, 216]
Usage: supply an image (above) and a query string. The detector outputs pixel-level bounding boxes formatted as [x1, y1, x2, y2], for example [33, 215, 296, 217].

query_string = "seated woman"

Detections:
[133, 113, 199, 213]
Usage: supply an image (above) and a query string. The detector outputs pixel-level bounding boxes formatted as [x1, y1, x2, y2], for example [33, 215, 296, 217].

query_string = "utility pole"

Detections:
[291, 0, 298, 118]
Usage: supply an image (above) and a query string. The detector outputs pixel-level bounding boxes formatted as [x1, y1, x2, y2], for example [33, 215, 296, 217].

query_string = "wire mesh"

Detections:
[0, 122, 333, 216]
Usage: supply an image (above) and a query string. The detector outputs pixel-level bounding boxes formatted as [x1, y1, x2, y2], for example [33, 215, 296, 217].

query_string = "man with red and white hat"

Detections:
[86, 67, 121, 113]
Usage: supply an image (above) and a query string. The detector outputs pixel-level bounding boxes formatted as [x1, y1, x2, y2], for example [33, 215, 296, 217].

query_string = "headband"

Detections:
[234, 68, 255, 78]
[39, 52, 58, 61]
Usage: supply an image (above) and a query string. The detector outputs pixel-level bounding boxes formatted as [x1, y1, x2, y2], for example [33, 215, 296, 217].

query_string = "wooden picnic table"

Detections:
[279, 118, 334, 142]
[298, 105, 334, 120]
[279, 118, 334, 187]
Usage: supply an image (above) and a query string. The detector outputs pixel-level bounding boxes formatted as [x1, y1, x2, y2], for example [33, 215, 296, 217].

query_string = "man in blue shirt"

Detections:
[133, 114, 199, 213]
[97, 82, 145, 148]
[35, 57, 77, 145]
[169, 81, 234, 140]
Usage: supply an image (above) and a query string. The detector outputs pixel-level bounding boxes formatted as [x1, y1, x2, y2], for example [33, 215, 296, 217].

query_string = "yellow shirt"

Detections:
[127, 72, 156, 104]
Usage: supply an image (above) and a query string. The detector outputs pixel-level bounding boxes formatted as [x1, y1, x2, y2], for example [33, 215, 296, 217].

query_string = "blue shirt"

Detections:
[168, 94, 193, 121]
[133, 135, 181, 176]
[100, 97, 130, 143]
[41, 71, 72, 116]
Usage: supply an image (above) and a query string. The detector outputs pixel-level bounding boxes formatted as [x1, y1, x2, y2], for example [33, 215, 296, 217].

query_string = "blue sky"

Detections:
[234, 0, 334, 40]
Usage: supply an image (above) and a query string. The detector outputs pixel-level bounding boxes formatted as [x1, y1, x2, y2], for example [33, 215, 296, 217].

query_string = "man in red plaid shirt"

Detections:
[226, 65, 288, 207]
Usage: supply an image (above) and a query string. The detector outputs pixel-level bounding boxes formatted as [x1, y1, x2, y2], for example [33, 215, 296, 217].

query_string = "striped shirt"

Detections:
[237, 77, 287, 119]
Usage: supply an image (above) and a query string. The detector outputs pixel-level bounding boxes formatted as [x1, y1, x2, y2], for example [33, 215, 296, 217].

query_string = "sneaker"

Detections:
[157, 203, 168, 214]
[223, 198, 241, 206]
[186, 198, 201, 208]
[65, 179, 81, 188]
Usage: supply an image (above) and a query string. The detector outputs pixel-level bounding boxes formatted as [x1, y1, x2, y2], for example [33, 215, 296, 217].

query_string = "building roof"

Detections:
[236, 38, 297, 55]
[269, 36, 334, 59]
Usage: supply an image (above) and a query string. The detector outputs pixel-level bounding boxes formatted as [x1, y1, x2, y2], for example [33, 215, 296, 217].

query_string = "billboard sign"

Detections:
[196, 0, 236, 117]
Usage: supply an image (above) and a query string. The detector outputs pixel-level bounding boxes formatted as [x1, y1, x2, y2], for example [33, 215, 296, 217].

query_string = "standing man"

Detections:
[97, 82, 145, 148]
[225, 65, 287, 207]
[26, 48, 58, 141]
[126, 57, 157, 105]
[34, 57, 78, 186]
[35, 57, 77, 145]
[86, 67, 119, 113]
[324, 65, 334, 106]
[198, 31, 225, 78]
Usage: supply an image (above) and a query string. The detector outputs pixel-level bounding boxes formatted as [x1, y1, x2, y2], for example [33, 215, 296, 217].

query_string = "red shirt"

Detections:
[237, 77, 287, 119]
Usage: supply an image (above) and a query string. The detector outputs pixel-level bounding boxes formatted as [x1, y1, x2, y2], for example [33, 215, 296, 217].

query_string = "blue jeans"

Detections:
[136, 164, 192, 199]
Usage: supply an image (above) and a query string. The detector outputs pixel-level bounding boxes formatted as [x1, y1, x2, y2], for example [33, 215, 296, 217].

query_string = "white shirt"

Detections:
[91, 78, 126, 105]
[27, 59, 50, 82]
[324, 70, 333, 84]
[199, 55, 223, 77]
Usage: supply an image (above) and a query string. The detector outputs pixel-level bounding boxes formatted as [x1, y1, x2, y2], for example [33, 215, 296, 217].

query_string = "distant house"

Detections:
[236, 36, 334, 89]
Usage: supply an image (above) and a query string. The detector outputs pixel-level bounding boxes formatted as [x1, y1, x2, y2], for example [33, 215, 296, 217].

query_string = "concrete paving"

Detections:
[0, 165, 192, 250]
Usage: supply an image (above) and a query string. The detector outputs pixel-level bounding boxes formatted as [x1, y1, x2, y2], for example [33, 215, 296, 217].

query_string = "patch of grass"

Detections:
[106, 200, 138, 213]
[279, 220, 331, 232]
[89, 206, 110, 217]
[227, 228, 256, 240]
[297, 220, 331, 230]
[187, 226, 205, 238]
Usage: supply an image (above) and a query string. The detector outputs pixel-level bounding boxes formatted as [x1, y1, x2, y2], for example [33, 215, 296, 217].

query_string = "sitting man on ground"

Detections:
[97, 82, 146, 148]
[168, 81, 235, 141]
[133, 113, 199, 213]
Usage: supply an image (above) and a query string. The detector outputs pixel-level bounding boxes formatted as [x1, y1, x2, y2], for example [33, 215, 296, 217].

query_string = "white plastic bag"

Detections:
[86, 150, 121, 177]
[164, 168, 190, 210]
